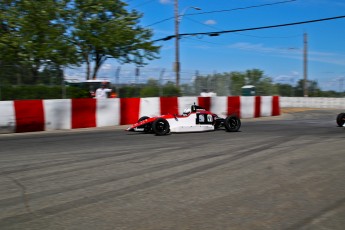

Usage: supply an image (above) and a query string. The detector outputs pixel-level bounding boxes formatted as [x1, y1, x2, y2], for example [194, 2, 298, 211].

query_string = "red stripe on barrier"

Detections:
[227, 96, 241, 117]
[255, 96, 261, 118]
[14, 100, 44, 133]
[120, 98, 141, 125]
[160, 97, 178, 115]
[272, 96, 281, 116]
[198, 97, 211, 111]
[71, 98, 96, 129]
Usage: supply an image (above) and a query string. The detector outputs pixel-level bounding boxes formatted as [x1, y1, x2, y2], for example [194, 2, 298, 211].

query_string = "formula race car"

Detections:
[336, 112, 345, 127]
[126, 104, 241, 135]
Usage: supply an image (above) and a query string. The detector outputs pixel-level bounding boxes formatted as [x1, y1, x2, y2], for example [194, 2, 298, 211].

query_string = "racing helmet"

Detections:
[183, 107, 191, 115]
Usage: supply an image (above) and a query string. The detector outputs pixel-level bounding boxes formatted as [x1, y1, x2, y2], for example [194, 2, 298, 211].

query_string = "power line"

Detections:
[183, 17, 302, 39]
[145, 0, 297, 27]
[184, 0, 297, 17]
[132, 0, 156, 8]
[154, 15, 345, 42]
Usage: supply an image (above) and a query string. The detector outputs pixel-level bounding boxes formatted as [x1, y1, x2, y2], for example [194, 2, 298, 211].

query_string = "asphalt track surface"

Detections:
[0, 109, 344, 230]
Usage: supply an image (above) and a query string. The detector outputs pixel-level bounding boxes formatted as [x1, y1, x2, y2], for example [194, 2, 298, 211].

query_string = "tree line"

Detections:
[0, 0, 159, 85]
[182, 69, 343, 98]
[0, 68, 343, 100]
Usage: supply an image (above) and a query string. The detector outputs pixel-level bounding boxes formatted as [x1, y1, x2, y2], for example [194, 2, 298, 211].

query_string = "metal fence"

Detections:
[1, 64, 344, 100]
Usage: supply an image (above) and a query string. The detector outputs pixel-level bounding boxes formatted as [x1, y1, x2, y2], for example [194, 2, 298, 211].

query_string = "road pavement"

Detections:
[0, 109, 344, 230]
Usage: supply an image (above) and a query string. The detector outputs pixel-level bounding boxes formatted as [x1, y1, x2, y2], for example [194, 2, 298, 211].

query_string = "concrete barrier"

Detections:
[280, 97, 345, 109]
[0, 96, 280, 134]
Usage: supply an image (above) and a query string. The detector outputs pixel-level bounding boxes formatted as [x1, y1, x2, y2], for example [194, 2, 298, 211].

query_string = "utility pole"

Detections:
[303, 32, 308, 97]
[174, 0, 180, 87]
[159, 68, 166, 96]
[340, 77, 344, 95]
[115, 66, 121, 85]
[135, 67, 140, 86]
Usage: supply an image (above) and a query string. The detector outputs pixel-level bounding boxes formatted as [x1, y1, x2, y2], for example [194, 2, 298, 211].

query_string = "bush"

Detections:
[0, 85, 90, 100]
[140, 86, 160, 97]
[0, 84, 182, 100]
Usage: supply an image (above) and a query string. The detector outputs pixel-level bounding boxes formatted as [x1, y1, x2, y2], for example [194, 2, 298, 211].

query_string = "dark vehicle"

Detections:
[336, 113, 345, 127]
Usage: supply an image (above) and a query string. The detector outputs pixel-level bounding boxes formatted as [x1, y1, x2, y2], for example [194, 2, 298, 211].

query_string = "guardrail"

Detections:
[0, 96, 280, 134]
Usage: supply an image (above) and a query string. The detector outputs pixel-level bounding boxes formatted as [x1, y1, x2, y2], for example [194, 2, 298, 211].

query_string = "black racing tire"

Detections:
[152, 118, 170, 136]
[138, 116, 149, 122]
[336, 113, 345, 127]
[224, 115, 241, 132]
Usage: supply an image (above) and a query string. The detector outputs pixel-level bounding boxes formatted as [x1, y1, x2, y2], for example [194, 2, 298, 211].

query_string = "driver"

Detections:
[183, 108, 191, 116]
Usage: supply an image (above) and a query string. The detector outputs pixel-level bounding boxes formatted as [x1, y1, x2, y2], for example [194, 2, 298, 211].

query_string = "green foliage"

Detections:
[140, 79, 159, 97]
[0, 0, 159, 83]
[274, 79, 344, 97]
[140, 86, 160, 97]
[294, 79, 322, 97]
[255, 77, 278, 96]
[276, 83, 295, 97]
[0, 0, 78, 83]
[229, 72, 246, 95]
[118, 86, 141, 98]
[0, 85, 89, 100]
[65, 86, 91, 99]
[180, 84, 195, 96]
[193, 69, 276, 96]
[68, 0, 160, 79]
[162, 82, 181, 97]
[118, 80, 180, 98]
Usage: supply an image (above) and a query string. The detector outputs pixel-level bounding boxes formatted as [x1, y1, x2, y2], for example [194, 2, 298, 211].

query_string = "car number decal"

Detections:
[196, 113, 213, 124]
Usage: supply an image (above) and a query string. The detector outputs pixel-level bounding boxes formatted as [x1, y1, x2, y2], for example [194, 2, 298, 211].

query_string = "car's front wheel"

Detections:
[224, 115, 241, 132]
[152, 118, 170, 136]
[336, 113, 345, 127]
[138, 116, 149, 122]
[137, 116, 152, 133]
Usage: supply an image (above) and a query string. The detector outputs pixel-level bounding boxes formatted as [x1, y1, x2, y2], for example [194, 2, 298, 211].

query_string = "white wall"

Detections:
[280, 97, 345, 109]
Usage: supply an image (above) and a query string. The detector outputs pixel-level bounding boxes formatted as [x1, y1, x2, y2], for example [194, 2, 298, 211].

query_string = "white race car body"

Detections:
[164, 113, 215, 133]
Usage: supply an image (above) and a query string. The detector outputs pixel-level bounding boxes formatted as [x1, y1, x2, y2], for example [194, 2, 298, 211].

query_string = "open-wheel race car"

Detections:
[336, 112, 345, 127]
[126, 104, 241, 135]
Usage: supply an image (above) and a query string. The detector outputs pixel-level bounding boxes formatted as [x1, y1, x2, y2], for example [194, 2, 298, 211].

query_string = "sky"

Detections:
[66, 0, 345, 91]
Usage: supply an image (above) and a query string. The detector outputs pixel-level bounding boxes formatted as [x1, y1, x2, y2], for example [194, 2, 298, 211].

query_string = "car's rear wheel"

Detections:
[152, 118, 170, 136]
[336, 113, 345, 127]
[224, 115, 241, 132]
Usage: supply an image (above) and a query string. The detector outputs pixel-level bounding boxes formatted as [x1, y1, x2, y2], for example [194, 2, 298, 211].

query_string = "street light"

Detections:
[174, 0, 201, 87]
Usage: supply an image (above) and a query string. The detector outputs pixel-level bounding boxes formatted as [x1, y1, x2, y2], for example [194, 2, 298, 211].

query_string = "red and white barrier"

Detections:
[0, 101, 15, 133]
[0, 96, 280, 134]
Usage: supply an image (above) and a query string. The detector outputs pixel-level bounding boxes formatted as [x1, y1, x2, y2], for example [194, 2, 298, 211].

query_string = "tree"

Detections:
[0, 0, 78, 84]
[256, 77, 278, 95]
[69, 0, 160, 80]
[162, 81, 180, 97]
[276, 83, 295, 96]
[140, 79, 160, 97]
[294, 79, 321, 97]
[192, 69, 278, 96]
[229, 71, 246, 95]
[0, 0, 160, 84]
